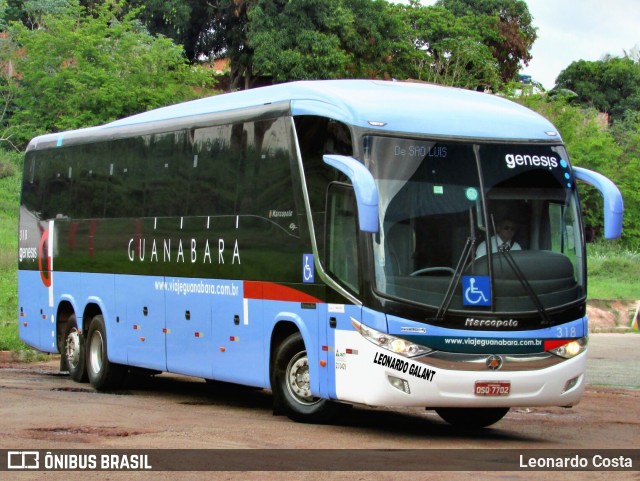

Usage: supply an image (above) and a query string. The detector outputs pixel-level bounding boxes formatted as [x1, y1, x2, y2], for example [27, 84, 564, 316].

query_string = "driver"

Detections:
[476, 216, 521, 258]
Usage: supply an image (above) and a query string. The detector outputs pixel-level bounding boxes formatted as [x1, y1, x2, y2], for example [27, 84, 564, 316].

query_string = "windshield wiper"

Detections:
[434, 208, 476, 321]
[497, 246, 552, 325]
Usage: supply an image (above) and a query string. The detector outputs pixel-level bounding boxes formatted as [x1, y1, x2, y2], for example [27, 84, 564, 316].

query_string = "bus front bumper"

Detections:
[332, 330, 586, 408]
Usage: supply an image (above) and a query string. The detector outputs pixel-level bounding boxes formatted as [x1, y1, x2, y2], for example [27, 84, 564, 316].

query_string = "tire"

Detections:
[63, 314, 88, 383]
[271, 332, 338, 424]
[86, 315, 126, 391]
[435, 407, 509, 428]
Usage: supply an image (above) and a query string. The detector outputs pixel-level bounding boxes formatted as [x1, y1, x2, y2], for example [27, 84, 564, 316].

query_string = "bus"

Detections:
[18, 80, 623, 428]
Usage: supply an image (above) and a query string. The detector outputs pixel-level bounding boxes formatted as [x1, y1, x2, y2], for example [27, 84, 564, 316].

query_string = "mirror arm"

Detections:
[573, 166, 623, 239]
[323, 155, 379, 233]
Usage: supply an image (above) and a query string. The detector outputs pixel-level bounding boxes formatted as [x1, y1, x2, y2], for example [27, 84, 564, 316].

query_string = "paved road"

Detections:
[586, 333, 640, 389]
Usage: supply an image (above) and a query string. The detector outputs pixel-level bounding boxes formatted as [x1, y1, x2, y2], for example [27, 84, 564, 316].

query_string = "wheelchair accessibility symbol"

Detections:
[302, 254, 315, 283]
[462, 276, 491, 306]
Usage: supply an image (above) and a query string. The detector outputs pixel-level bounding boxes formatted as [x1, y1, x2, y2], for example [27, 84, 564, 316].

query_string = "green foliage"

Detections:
[128, 0, 536, 91]
[0, 0, 6, 29]
[548, 55, 640, 249]
[391, 4, 499, 90]
[390, 0, 535, 90]
[0, 149, 21, 351]
[129, 0, 215, 62]
[436, 0, 536, 83]
[609, 114, 640, 250]
[555, 56, 640, 123]
[248, 0, 402, 82]
[586, 241, 640, 300]
[342, 0, 405, 79]
[249, 0, 351, 81]
[7, 0, 212, 145]
[517, 94, 639, 249]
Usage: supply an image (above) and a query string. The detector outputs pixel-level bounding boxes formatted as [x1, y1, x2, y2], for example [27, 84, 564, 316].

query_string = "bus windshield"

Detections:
[365, 136, 585, 315]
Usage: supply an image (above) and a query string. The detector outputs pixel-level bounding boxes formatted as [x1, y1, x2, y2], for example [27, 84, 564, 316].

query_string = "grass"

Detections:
[0, 150, 638, 354]
[587, 241, 640, 300]
[0, 151, 24, 351]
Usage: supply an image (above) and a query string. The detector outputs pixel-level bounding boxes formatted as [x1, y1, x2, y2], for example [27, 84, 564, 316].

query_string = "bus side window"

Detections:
[326, 183, 360, 295]
[191, 124, 238, 216]
[294, 116, 353, 264]
[145, 131, 189, 217]
[549, 202, 577, 254]
[105, 138, 146, 218]
[21, 152, 39, 214]
[75, 143, 104, 218]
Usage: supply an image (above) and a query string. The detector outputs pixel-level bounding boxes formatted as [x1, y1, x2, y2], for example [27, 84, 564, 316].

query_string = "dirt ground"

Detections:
[0, 334, 639, 480]
[587, 300, 639, 332]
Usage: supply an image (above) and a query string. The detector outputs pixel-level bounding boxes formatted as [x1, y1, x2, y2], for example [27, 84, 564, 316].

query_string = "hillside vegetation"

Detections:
[1, 0, 638, 352]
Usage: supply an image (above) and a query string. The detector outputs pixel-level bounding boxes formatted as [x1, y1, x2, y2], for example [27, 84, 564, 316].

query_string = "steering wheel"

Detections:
[410, 267, 456, 277]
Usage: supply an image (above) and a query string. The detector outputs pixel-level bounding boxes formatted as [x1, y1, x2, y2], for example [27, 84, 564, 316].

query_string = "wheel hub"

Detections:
[88, 331, 104, 375]
[65, 330, 81, 368]
[286, 354, 314, 403]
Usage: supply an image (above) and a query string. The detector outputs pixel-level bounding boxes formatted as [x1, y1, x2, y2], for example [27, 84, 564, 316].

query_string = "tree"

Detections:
[391, 2, 500, 90]
[554, 56, 640, 123]
[248, 0, 350, 82]
[518, 95, 639, 248]
[209, 0, 257, 90]
[436, 0, 536, 83]
[2, 0, 79, 29]
[128, 0, 217, 63]
[342, 0, 404, 79]
[7, 0, 211, 145]
[127, 0, 260, 90]
[609, 111, 640, 248]
[133, 0, 404, 88]
[121, 0, 533, 90]
[248, 0, 401, 83]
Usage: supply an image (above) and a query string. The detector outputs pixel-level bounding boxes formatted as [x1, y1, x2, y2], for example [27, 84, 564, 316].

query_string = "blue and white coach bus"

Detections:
[18, 80, 623, 427]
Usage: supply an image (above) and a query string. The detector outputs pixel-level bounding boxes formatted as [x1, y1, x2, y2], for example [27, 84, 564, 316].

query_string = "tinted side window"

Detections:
[145, 131, 190, 217]
[75, 142, 110, 218]
[241, 118, 299, 229]
[26, 117, 302, 223]
[30, 146, 89, 220]
[294, 116, 353, 260]
[191, 124, 240, 216]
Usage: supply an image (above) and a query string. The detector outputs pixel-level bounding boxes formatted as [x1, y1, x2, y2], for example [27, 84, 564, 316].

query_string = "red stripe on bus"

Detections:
[243, 281, 322, 304]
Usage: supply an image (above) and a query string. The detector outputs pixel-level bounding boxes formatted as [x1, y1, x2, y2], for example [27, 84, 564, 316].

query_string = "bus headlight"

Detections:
[547, 337, 587, 359]
[351, 318, 432, 358]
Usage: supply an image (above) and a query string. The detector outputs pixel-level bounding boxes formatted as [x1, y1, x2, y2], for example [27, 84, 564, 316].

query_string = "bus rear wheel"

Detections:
[435, 407, 509, 428]
[86, 315, 126, 391]
[272, 332, 338, 424]
[63, 315, 88, 383]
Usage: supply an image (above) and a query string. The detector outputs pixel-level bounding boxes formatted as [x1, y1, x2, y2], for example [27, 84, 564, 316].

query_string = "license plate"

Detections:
[474, 381, 511, 396]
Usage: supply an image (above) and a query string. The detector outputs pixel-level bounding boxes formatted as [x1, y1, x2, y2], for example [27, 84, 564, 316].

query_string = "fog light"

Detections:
[563, 375, 581, 393]
[388, 375, 411, 394]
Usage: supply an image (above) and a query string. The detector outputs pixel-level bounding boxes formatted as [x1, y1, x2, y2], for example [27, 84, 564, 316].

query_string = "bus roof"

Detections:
[31, 80, 562, 148]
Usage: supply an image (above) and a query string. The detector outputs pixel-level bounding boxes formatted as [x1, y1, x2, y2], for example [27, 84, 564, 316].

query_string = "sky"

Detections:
[390, 0, 640, 90]
[522, 0, 639, 89]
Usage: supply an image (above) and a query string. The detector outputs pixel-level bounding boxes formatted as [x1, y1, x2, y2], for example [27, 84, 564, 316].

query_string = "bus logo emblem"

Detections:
[486, 355, 503, 370]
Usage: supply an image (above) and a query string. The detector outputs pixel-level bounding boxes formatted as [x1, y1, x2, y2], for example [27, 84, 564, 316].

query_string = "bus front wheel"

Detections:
[63, 314, 88, 383]
[272, 332, 338, 424]
[86, 315, 126, 391]
[435, 407, 509, 428]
